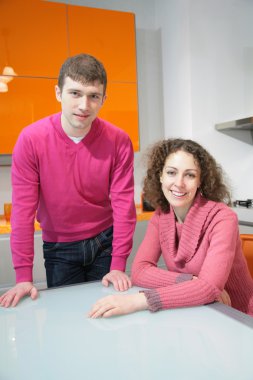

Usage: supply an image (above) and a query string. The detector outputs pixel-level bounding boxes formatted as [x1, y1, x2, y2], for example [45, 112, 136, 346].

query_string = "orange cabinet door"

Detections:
[0, 0, 68, 78]
[67, 5, 137, 83]
[99, 82, 139, 152]
[0, 77, 61, 154]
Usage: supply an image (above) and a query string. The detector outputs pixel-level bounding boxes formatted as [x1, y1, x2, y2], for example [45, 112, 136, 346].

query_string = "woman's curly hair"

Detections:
[143, 138, 232, 212]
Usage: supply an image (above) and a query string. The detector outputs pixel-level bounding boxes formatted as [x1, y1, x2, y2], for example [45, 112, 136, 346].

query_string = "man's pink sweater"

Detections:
[131, 193, 253, 315]
[11, 112, 136, 282]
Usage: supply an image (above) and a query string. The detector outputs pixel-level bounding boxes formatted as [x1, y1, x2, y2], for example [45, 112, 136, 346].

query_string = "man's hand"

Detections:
[0, 282, 38, 308]
[88, 292, 148, 318]
[102, 270, 132, 291]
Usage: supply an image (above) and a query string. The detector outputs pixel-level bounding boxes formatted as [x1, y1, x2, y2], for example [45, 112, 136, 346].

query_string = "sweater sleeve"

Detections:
[10, 131, 40, 283]
[131, 213, 193, 287]
[109, 134, 136, 271]
[141, 210, 239, 312]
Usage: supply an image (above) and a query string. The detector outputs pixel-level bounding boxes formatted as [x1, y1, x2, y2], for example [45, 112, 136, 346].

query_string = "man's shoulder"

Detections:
[97, 117, 130, 141]
[21, 112, 61, 138]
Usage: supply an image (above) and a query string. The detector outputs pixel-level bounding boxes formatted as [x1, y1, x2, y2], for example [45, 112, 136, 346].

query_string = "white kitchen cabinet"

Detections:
[0, 232, 46, 291]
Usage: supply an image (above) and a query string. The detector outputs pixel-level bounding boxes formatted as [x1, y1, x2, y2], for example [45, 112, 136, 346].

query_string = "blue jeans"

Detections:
[43, 226, 113, 288]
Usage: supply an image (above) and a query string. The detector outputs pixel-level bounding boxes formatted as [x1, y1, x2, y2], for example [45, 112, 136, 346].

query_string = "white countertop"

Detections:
[1, 281, 253, 380]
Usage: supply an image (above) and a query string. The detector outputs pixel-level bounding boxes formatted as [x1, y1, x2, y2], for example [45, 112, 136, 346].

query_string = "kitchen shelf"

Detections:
[215, 117, 253, 144]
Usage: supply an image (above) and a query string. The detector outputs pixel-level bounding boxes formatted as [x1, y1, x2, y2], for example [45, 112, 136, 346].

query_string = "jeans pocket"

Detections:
[43, 241, 59, 253]
[100, 226, 113, 241]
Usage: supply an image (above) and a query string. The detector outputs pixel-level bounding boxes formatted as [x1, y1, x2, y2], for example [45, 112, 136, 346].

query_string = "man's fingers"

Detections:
[102, 277, 109, 287]
[30, 287, 38, 300]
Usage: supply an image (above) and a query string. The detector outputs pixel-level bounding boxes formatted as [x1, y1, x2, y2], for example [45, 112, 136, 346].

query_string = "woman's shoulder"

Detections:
[206, 200, 239, 226]
[196, 194, 237, 220]
[214, 201, 238, 219]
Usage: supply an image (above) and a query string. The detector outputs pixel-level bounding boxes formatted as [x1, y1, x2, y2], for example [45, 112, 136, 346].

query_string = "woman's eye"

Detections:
[167, 171, 175, 176]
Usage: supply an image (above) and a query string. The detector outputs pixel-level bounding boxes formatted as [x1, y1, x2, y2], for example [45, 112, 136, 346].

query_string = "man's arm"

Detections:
[7, 130, 40, 306]
[103, 133, 136, 291]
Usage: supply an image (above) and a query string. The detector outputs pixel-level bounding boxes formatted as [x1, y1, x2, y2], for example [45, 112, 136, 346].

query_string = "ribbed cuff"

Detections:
[141, 289, 162, 312]
[15, 266, 33, 283]
[110, 256, 126, 272]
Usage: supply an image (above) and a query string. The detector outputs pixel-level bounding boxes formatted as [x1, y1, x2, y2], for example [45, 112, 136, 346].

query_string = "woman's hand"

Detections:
[216, 289, 231, 306]
[88, 292, 148, 318]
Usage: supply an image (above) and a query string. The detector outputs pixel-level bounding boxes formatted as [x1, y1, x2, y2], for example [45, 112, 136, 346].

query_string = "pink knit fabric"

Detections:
[11, 112, 136, 282]
[131, 193, 253, 315]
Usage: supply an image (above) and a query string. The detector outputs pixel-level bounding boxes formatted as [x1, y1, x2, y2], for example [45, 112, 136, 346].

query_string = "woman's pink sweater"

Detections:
[131, 193, 253, 315]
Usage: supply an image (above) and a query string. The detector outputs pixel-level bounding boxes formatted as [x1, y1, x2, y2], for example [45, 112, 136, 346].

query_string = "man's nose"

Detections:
[79, 96, 89, 110]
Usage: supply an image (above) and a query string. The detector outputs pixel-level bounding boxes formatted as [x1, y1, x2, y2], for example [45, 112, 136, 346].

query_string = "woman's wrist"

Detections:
[133, 292, 148, 311]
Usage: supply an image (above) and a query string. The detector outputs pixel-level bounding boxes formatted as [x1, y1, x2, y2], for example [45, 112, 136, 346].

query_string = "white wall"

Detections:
[155, 0, 253, 200]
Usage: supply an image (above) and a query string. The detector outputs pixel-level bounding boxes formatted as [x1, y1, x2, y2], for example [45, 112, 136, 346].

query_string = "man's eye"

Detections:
[91, 94, 100, 100]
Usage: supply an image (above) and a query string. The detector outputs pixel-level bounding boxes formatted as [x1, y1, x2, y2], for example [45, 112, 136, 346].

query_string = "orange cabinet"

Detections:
[0, 0, 68, 78]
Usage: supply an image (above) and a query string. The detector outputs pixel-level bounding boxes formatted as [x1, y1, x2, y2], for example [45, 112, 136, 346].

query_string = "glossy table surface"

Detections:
[0, 282, 253, 380]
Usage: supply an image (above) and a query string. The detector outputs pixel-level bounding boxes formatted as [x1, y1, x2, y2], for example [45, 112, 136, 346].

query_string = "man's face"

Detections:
[55, 76, 106, 137]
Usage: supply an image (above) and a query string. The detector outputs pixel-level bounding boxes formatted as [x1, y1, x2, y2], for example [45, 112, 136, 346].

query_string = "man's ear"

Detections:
[55, 85, 61, 102]
[102, 94, 107, 105]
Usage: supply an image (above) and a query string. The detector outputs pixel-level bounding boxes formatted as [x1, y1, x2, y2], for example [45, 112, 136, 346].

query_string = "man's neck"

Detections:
[61, 116, 91, 138]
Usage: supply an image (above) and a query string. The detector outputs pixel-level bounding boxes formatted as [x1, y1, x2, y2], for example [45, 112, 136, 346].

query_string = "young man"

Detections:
[0, 54, 136, 307]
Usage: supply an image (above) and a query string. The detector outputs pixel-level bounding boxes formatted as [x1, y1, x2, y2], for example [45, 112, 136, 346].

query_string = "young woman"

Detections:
[88, 139, 253, 318]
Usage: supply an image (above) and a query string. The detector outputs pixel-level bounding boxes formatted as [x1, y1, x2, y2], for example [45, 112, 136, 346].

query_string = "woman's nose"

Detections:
[174, 175, 184, 187]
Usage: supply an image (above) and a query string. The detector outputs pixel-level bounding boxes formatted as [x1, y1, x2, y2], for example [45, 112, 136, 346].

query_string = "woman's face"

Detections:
[160, 150, 201, 222]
